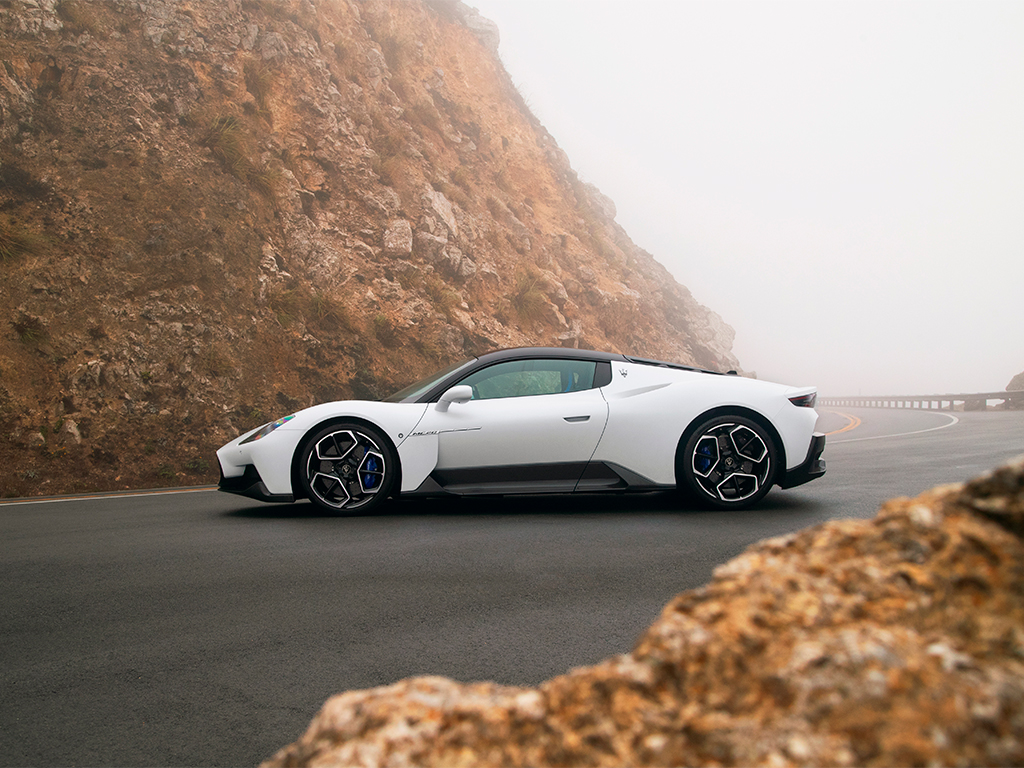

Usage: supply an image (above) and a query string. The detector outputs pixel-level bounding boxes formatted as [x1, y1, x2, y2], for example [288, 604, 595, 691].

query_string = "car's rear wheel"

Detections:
[297, 422, 396, 514]
[679, 414, 777, 509]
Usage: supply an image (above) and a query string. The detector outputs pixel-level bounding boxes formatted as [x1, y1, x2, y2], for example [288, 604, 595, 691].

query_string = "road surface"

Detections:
[2, 407, 1022, 766]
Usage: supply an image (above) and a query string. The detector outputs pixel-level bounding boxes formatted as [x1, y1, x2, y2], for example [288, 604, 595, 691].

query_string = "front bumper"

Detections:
[778, 432, 826, 489]
[218, 463, 295, 503]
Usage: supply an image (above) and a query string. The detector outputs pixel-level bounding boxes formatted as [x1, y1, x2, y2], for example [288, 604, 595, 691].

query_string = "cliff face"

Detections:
[0, 0, 738, 496]
[266, 457, 1024, 767]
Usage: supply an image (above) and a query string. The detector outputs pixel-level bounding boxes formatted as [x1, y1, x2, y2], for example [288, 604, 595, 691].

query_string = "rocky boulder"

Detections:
[264, 457, 1024, 767]
[382, 219, 414, 258]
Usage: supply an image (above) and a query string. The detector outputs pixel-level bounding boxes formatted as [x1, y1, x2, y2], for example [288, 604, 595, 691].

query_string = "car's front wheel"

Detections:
[297, 422, 396, 514]
[679, 414, 777, 509]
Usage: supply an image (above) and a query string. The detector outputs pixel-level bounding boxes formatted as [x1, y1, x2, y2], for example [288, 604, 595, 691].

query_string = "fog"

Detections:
[470, 0, 1024, 396]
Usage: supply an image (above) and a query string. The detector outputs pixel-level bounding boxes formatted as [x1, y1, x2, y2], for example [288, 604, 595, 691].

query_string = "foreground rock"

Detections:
[265, 457, 1024, 767]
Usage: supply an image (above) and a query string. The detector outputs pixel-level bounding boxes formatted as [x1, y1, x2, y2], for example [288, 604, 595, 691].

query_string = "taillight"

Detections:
[789, 393, 817, 408]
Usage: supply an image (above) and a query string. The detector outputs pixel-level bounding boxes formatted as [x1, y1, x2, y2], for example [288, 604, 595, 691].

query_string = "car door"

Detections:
[417, 357, 609, 494]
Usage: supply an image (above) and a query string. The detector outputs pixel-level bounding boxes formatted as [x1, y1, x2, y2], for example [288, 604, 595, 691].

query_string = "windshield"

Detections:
[383, 357, 476, 402]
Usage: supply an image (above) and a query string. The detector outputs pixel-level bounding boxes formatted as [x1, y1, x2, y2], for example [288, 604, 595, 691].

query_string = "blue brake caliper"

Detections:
[362, 456, 379, 488]
[695, 444, 715, 474]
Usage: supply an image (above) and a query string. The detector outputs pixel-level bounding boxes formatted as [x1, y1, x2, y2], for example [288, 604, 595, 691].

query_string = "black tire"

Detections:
[297, 421, 397, 514]
[678, 414, 778, 510]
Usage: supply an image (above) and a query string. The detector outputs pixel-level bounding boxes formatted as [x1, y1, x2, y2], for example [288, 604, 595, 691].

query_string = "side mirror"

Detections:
[435, 385, 473, 412]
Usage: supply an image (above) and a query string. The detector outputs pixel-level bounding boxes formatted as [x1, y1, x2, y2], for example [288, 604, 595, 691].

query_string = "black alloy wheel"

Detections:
[298, 422, 396, 514]
[680, 414, 777, 509]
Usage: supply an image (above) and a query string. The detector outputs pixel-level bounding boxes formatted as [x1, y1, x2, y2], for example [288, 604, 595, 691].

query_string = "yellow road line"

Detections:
[824, 410, 862, 436]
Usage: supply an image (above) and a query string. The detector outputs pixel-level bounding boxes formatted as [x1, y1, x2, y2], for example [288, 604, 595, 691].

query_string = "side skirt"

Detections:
[406, 462, 666, 497]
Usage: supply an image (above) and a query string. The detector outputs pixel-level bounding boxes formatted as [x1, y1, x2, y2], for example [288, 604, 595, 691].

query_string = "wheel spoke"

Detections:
[729, 426, 767, 462]
[692, 435, 720, 477]
[311, 472, 352, 507]
[358, 450, 386, 494]
[716, 472, 759, 501]
[317, 431, 356, 462]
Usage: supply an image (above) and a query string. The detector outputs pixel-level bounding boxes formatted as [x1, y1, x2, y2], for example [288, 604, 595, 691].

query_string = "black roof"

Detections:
[477, 347, 726, 375]
[475, 347, 626, 364]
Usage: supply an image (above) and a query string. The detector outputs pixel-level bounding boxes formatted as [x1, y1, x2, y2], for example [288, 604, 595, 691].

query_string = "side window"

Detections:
[457, 359, 599, 400]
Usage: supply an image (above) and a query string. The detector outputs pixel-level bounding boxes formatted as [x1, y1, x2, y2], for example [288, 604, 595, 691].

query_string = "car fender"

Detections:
[218, 401, 431, 496]
[594, 363, 814, 485]
[675, 379, 818, 473]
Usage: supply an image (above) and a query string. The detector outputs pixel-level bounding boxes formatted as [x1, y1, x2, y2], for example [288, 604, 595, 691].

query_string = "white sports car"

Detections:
[217, 347, 826, 512]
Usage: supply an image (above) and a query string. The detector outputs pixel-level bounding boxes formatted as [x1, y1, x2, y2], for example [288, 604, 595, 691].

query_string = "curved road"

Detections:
[2, 408, 1023, 766]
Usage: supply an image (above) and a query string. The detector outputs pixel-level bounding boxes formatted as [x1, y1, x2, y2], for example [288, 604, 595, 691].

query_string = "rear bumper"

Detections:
[218, 463, 295, 503]
[778, 432, 826, 489]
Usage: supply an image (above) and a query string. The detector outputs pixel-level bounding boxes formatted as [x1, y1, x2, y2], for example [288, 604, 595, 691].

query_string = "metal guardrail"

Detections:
[820, 391, 1024, 411]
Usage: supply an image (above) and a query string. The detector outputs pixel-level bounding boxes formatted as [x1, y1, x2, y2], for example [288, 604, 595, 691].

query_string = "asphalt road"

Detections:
[2, 408, 1023, 767]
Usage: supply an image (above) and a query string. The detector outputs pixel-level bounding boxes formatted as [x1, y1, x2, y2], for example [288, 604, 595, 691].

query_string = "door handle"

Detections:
[563, 415, 590, 423]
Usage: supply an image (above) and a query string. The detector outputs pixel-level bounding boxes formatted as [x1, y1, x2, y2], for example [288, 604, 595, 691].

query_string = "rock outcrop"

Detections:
[264, 456, 1024, 767]
[0, 0, 739, 496]
[1009, 370, 1024, 392]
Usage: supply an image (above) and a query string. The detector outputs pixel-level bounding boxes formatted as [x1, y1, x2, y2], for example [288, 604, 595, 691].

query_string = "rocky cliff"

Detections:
[265, 456, 1024, 767]
[0, 0, 739, 496]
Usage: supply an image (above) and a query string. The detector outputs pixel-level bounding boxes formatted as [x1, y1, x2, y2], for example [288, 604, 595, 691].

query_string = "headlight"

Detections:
[240, 414, 296, 444]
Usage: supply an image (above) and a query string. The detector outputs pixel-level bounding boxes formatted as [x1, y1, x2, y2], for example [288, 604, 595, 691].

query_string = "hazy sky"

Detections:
[469, 0, 1024, 396]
